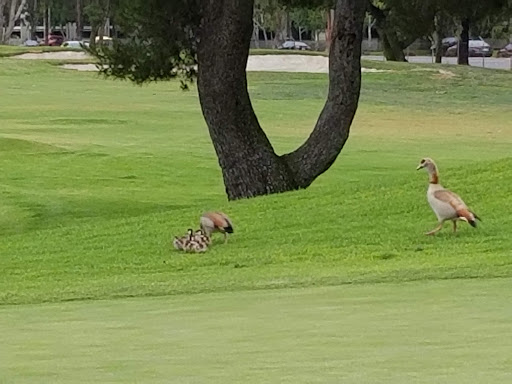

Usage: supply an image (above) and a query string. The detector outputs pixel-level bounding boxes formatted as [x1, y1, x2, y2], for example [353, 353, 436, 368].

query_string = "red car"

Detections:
[46, 34, 64, 46]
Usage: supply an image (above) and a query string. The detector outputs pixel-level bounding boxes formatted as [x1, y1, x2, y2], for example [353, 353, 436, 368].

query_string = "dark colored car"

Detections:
[497, 43, 512, 58]
[278, 39, 311, 51]
[441, 37, 458, 50]
[430, 37, 457, 56]
[445, 37, 492, 57]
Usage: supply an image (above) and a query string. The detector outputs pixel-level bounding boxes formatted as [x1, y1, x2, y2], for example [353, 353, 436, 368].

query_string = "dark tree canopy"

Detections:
[92, 0, 367, 200]
[92, 0, 200, 86]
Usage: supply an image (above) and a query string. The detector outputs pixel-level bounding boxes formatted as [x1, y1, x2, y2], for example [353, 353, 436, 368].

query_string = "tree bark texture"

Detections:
[197, 0, 365, 200]
[458, 18, 469, 65]
[197, 0, 298, 200]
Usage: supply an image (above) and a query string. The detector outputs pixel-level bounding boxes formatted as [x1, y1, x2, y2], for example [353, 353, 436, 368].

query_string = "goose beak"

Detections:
[416, 164, 423, 170]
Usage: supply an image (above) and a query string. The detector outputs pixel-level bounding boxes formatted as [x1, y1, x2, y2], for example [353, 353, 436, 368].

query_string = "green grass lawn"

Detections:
[1, 58, 511, 305]
[2, 278, 512, 383]
[1, 53, 512, 382]
[0, 45, 78, 57]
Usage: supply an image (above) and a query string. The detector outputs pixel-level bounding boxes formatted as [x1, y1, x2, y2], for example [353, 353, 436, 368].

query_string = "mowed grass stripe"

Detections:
[1, 278, 512, 383]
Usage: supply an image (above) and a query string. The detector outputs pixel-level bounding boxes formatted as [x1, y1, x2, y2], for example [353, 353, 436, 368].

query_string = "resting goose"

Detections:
[173, 229, 209, 253]
[417, 158, 480, 235]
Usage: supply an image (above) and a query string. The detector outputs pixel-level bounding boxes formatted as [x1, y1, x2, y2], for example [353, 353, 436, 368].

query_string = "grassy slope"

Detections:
[2, 278, 512, 383]
[1, 59, 512, 305]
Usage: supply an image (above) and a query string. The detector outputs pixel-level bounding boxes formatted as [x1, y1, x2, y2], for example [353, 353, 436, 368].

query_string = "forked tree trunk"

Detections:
[458, 18, 470, 65]
[197, 0, 365, 200]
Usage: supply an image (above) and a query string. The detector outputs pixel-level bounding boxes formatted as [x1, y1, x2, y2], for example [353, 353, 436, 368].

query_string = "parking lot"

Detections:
[364, 55, 512, 70]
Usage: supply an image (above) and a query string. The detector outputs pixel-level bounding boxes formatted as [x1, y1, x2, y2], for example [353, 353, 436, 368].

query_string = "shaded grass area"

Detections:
[0, 45, 78, 57]
[2, 278, 512, 383]
[0, 58, 511, 305]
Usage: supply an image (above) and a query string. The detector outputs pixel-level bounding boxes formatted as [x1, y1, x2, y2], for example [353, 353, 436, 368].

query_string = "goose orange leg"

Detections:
[425, 222, 444, 236]
[452, 220, 457, 233]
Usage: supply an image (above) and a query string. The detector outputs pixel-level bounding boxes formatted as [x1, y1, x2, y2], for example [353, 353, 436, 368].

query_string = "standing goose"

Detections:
[200, 211, 233, 244]
[417, 158, 480, 235]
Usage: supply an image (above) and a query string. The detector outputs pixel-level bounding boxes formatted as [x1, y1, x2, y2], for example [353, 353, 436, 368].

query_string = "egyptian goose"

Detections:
[417, 158, 480, 235]
[200, 211, 234, 243]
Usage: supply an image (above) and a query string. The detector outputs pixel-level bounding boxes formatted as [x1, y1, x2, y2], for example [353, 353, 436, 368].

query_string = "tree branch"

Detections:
[282, 0, 365, 187]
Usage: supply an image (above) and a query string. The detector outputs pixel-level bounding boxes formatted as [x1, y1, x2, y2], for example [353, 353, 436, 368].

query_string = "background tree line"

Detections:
[0, 0, 118, 44]
[2, 0, 511, 63]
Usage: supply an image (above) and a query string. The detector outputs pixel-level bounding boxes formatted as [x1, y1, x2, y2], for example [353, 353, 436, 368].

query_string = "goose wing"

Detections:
[433, 190, 475, 222]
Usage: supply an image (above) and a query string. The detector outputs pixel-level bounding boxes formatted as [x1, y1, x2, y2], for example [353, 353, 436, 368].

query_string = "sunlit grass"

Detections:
[0, 58, 511, 305]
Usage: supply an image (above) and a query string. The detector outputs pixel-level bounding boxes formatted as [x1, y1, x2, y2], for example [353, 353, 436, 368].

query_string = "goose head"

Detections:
[416, 157, 437, 172]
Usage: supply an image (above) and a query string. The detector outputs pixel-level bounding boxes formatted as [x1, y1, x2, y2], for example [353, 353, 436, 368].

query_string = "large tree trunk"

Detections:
[458, 18, 469, 65]
[198, 0, 297, 199]
[197, 0, 365, 200]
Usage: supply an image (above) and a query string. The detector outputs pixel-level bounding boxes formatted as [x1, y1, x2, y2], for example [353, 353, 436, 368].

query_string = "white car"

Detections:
[445, 37, 492, 57]
[61, 40, 89, 49]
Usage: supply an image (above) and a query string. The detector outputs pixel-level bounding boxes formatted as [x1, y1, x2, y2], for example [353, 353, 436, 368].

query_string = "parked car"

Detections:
[497, 43, 512, 58]
[441, 37, 458, 49]
[278, 39, 311, 51]
[45, 33, 64, 46]
[429, 37, 458, 56]
[445, 37, 492, 57]
[23, 39, 39, 47]
[61, 40, 89, 49]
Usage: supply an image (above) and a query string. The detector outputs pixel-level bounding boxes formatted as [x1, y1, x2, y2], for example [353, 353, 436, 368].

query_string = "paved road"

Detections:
[363, 55, 512, 70]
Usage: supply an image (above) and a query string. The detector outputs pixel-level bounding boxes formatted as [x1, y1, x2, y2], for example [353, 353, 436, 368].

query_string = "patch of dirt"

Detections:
[433, 69, 456, 79]
[15, 51, 393, 74]
[62, 63, 99, 71]
[411, 67, 457, 79]
[61, 55, 392, 74]
[12, 51, 90, 60]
